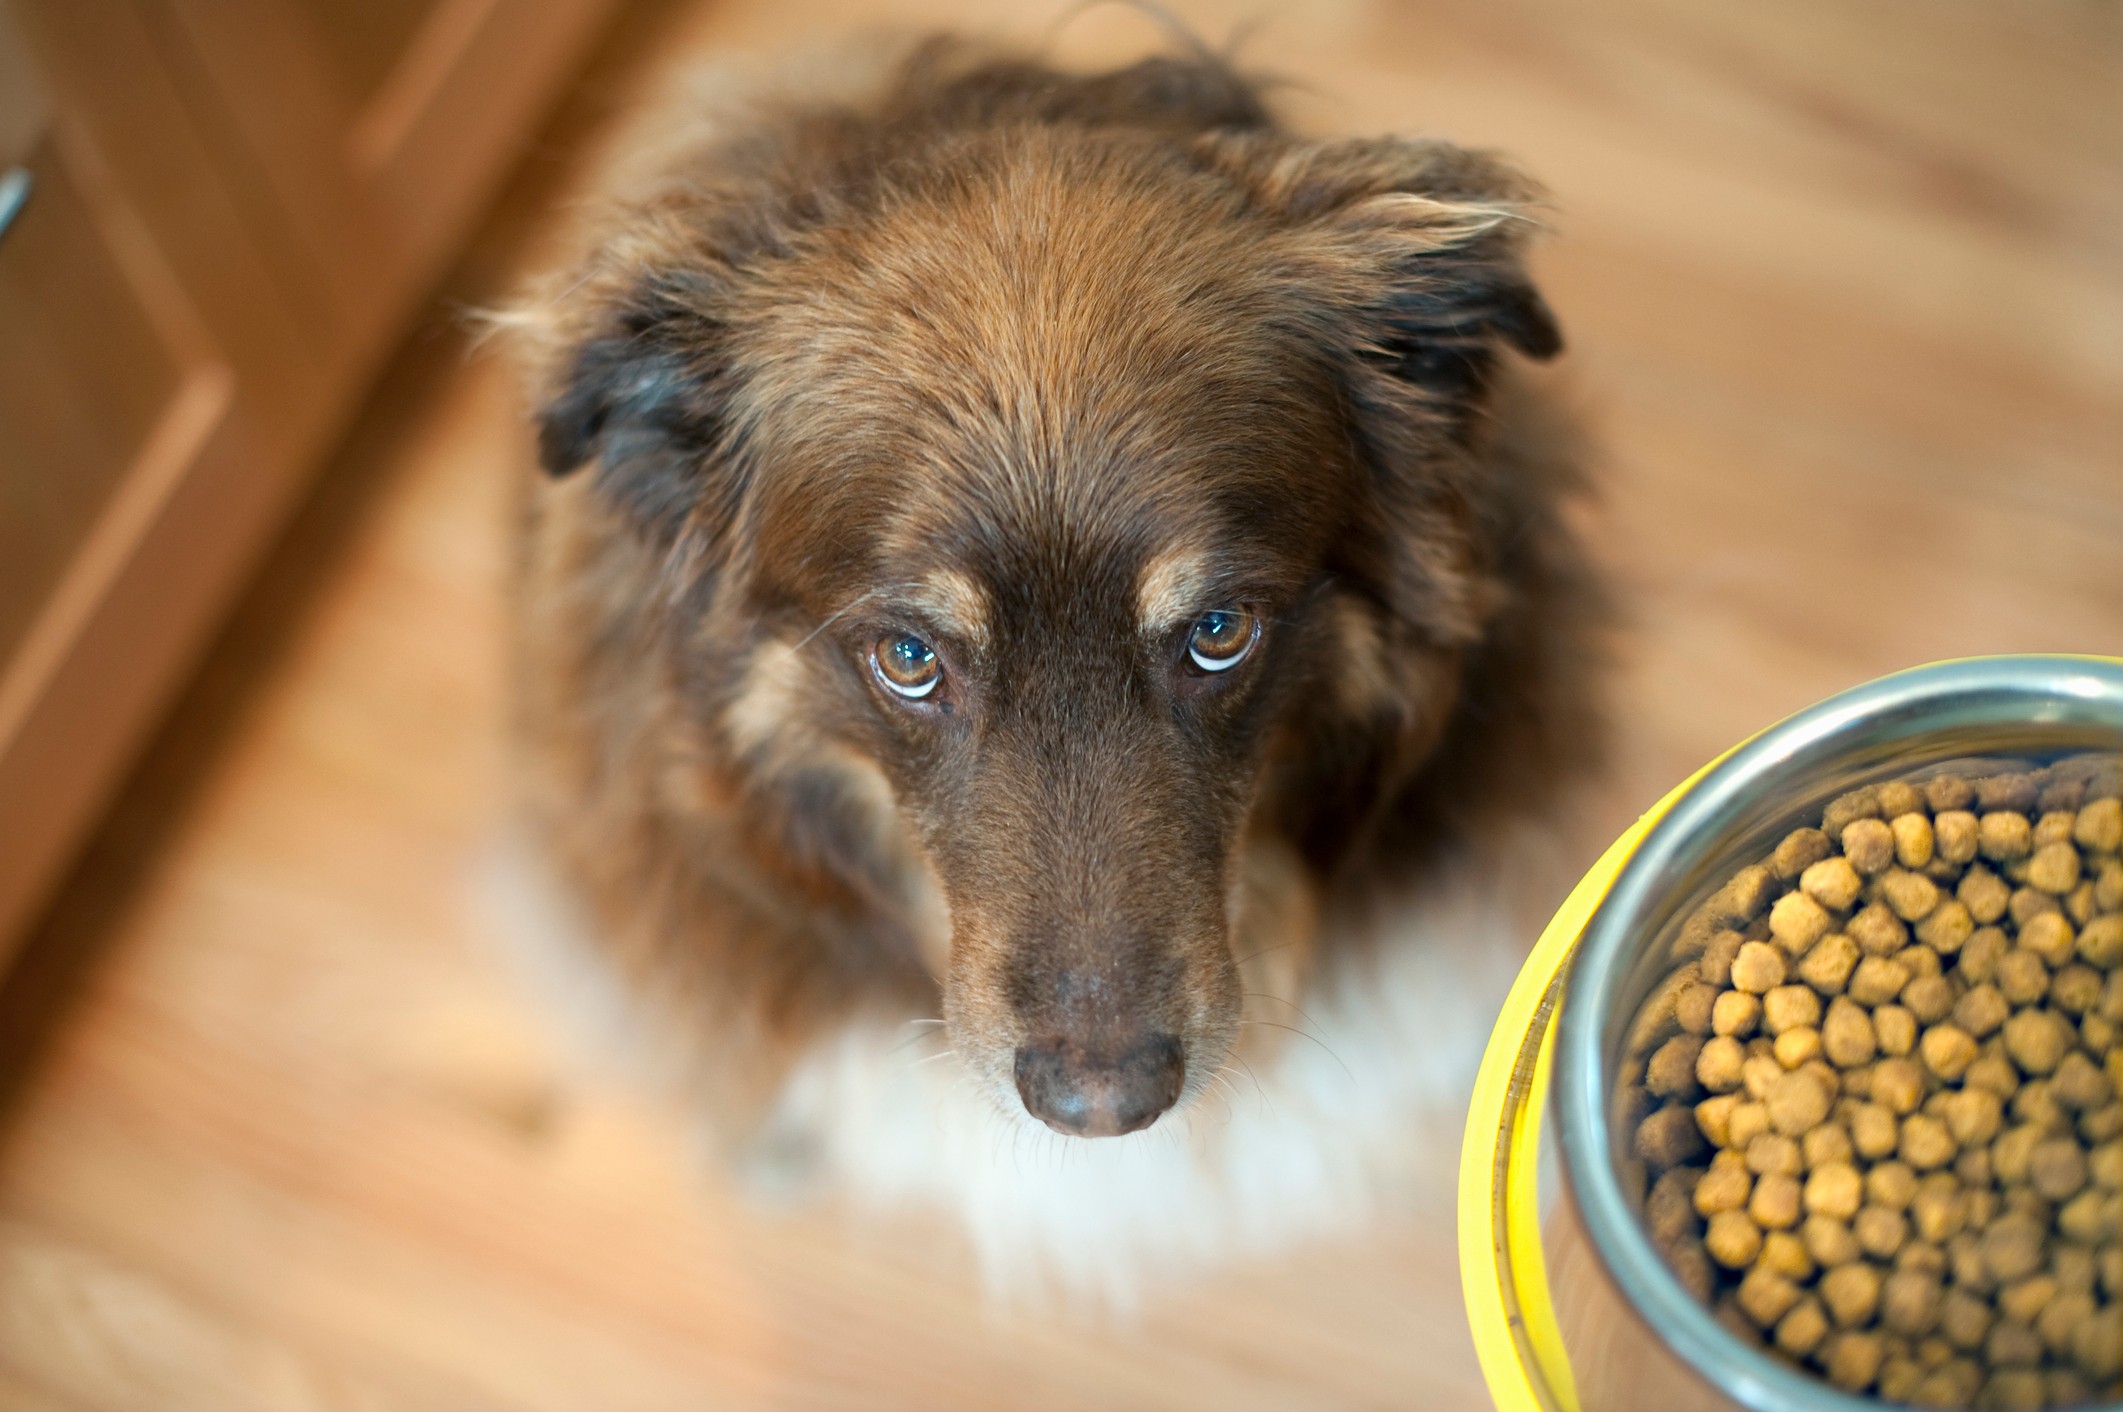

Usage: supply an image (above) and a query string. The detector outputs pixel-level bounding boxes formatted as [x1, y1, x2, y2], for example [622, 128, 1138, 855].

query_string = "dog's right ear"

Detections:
[529, 271, 739, 540]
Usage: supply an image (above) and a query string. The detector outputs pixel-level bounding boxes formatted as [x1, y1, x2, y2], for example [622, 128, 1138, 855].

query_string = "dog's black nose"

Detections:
[1014, 1033, 1184, 1137]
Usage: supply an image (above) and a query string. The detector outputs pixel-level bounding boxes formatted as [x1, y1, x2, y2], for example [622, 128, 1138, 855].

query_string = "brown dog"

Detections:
[504, 34, 1601, 1290]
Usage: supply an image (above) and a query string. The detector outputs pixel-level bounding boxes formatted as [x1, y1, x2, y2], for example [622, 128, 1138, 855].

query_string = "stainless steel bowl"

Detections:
[1555, 655, 2123, 1411]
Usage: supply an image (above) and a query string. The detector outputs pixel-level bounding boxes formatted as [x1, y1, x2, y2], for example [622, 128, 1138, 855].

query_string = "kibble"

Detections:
[1902, 974, 1957, 1027]
[1942, 1086, 2004, 1147]
[1803, 855, 1865, 912]
[1763, 984, 1823, 1036]
[1844, 817, 1897, 875]
[1881, 869, 1943, 923]
[1954, 983, 2012, 1039]
[1738, 1265, 1805, 1328]
[1963, 868, 2014, 925]
[2051, 967, 2103, 1020]
[1874, 1058, 1927, 1116]
[1876, 1005, 1919, 1058]
[1696, 1035, 1747, 1094]
[2028, 1139, 2088, 1202]
[2022, 912, 2078, 969]
[1729, 1100, 1771, 1150]
[1919, 1024, 1979, 1082]
[1852, 1101, 1902, 1160]
[1806, 1161, 1865, 1222]
[1851, 902, 1911, 956]
[2081, 915, 2123, 969]
[1822, 997, 1878, 1068]
[1751, 1171, 1804, 1230]
[1773, 1026, 1822, 1069]
[1882, 1268, 1942, 1336]
[2074, 797, 2122, 852]
[1706, 1208, 1764, 1269]
[1619, 756, 2123, 1404]
[1772, 891, 1836, 954]
[1823, 1262, 1885, 1327]
[1796, 932, 1861, 995]
[1856, 1204, 1910, 1260]
[1775, 826, 1835, 880]
[1732, 941, 1787, 994]
[1712, 989, 1763, 1037]
[2004, 1009, 2074, 1076]
[1777, 1295, 1831, 1358]
[1648, 1033, 1706, 1098]
[1999, 948, 2053, 1007]
[1917, 900, 1975, 955]
[2015, 887, 2063, 930]
[1851, 955, 1914, 1007]
[1901, 1113, 1959, 1171]
[1983, 812, 2035, 862]
[1936, 810, 1980, 865]
[2029, 843, 2082, 897]
[1804, 1122, 1855, 1170]
[1768, 1068, 1835, 1136]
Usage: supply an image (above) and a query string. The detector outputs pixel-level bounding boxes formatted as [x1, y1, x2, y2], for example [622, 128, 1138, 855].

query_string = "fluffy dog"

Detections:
[503, 34, 1602, 1298]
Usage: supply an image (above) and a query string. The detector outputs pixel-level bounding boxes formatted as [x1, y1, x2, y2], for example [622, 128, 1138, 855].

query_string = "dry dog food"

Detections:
[1618, 756, 2123, 1408]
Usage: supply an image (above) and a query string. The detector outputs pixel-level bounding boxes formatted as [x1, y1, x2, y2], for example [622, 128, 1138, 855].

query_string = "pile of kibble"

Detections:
[1617, 756, 2122, 1409]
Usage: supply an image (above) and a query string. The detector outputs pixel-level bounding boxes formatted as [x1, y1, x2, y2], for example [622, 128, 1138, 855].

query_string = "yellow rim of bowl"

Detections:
[1456, 759, 1724, 1412]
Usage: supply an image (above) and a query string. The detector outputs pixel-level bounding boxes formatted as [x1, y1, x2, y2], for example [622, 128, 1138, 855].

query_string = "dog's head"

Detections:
[527, 49, 1574, 1137]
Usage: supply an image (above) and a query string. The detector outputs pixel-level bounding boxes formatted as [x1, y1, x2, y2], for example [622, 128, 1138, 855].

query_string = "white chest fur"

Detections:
[479, 832, 1547, 1308]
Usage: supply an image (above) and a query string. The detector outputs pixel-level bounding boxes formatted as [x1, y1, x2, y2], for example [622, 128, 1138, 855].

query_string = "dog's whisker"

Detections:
[793, 582, 907, 652]
[905, 1048, 958, 1070]
[1239, 1018, 1354, 1084]
[1240, 990, 1333, 1039]
[886, 1030, 941, 1057]
[1231, 939, 1303, 969]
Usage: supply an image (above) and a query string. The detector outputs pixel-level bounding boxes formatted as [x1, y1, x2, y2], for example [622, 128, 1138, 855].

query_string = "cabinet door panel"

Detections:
[0, 115, 265, 955]
[14, 0, 328, 463]
[153, 0, 619, 366]
[303, 0, 436, 113]
[0, 137, 183, 660]
[0, 0, 619, 955]
[148, 0, 400, 350]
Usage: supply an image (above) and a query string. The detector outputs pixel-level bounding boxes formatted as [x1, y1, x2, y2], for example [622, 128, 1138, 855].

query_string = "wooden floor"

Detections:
[3, 1, 2120, 1408]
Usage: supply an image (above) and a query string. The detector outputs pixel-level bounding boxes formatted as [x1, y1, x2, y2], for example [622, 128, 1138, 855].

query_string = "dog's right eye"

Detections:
[872, 633, 942, 699]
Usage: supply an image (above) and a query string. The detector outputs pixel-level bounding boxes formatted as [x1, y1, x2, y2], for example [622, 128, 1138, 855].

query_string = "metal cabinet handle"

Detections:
[0, 166, 31, 245]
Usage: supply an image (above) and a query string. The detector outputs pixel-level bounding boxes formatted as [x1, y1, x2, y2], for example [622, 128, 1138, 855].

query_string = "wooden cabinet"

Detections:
[0, 0, 618, 954]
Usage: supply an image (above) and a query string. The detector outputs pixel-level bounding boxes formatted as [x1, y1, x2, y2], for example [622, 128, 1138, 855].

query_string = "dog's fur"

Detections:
[503, 35, 1603, 1296]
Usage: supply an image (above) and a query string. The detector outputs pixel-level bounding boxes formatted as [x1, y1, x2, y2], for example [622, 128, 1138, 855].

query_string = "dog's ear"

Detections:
[527, 265, 741, 540]
[1205, 134, 1597, 867]
[1196, 131, 1560, 412]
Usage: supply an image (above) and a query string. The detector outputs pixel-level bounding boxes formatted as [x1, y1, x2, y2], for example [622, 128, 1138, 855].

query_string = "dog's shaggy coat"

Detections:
[503, 35, 1603, 1297]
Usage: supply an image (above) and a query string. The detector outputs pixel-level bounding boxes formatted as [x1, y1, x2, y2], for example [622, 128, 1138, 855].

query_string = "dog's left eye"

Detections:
[873, 632, 942, 699]
[1186, 609, 1259, 673]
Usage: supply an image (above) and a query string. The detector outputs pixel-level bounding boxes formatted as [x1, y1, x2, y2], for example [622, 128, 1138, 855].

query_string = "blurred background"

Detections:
[0, 1, 2118, 1407]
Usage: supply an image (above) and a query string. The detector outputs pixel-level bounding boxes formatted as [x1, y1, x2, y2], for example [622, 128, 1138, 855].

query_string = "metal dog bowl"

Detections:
[1461, 655, 2123, 1412]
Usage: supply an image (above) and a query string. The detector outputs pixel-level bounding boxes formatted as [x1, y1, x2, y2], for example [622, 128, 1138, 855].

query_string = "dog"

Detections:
[500, 33, 1603, 1300]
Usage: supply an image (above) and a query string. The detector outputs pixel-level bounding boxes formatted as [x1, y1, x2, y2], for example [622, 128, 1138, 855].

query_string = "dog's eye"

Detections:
[873, 632, 942, 699]
[1186, 609, 1259, 673]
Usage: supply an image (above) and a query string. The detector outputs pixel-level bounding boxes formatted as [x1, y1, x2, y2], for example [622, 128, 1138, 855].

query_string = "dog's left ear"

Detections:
[517, 254, 743, 544]
[1204, 133, 1595, 866]
[1195, 131, 1561, 411]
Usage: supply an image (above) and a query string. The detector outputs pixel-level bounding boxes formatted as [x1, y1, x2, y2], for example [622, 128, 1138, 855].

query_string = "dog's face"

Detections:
[531, 97, 1562, 1137]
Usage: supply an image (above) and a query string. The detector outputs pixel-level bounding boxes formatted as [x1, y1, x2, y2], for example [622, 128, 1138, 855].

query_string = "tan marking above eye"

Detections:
[1136, 547, 1211, 637]
[904, 569, 991, 653]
